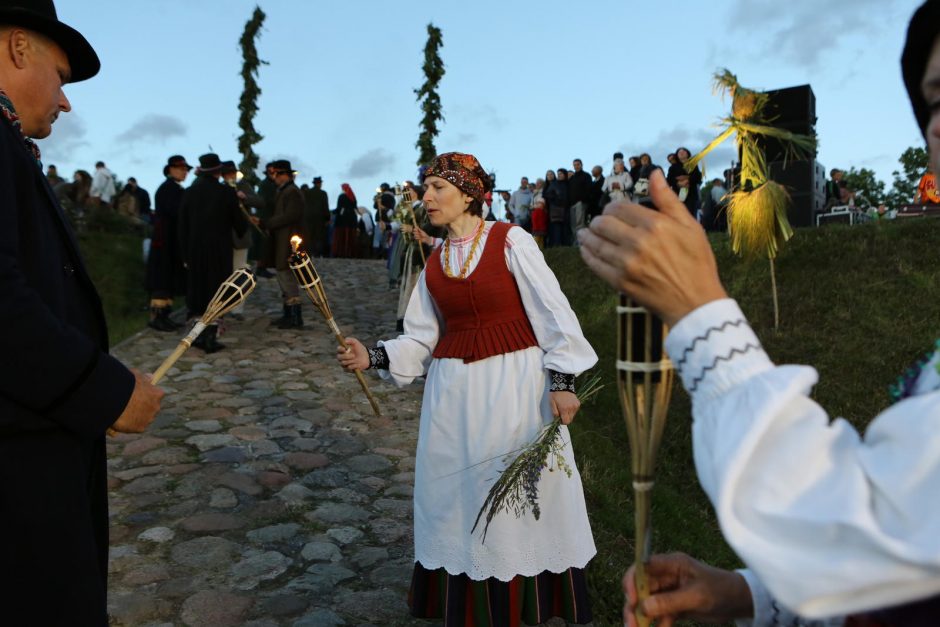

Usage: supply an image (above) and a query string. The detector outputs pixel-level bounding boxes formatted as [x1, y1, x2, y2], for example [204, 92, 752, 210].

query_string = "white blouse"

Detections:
[666, 298, 940, 619]
[380, 222, 597, 382]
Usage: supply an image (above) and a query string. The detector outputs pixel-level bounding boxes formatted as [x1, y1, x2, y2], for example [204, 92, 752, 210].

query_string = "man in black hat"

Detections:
[250, 159, 304, 328]
[178, 153, 250, 351]
[304, 175, 331, 257]
[0, 2, 163, 624]
[145, 155, 192, 331]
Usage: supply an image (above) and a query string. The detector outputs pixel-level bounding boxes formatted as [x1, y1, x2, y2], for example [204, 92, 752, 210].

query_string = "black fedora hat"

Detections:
[271, 159, 296, 175]
[196, 153, 223, 173]
[221, 160, 238, 175]
[163, 154, 193, 176]
[0, 0, 100, 83]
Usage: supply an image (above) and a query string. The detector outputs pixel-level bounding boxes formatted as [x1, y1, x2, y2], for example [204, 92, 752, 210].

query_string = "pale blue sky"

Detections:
[43, 0, 925, 202]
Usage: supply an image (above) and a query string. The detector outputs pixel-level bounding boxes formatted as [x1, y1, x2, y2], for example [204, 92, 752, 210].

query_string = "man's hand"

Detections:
[549, 390, 580, 425]
[249, 216, 261, 226]
[623, 553, 754, 627]
[337, 337, 369, 371]
[111, 369, 164, 434]
[578, 170, 727, 327]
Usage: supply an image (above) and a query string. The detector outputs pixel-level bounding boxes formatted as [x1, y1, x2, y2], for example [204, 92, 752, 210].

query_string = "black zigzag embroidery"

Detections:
[675, 318, 747, 374]
[688, 342, 763, 393]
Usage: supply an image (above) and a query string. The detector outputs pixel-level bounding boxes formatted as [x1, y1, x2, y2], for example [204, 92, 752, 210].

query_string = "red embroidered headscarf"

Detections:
[341, 183, 357, 204]
[424, 152, 493, 202]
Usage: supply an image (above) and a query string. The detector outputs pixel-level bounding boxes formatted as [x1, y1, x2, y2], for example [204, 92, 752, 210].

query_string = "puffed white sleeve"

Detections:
[377, 271, 440, 386]
[665, 298, 940, 619]
[506, 227, 598, 375]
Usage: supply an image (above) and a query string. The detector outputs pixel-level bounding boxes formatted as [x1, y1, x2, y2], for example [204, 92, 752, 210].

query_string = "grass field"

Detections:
[546, 217, 940, 625]
[79, 230, 149, 346]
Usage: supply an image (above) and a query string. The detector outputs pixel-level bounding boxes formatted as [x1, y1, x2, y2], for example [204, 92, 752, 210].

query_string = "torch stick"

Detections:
[108, 268, 257, 436]
[241, 205, 266, 237]
[288, 236, 382, 417]
[400, 188, 427, 266]
[617, 293, 674, 627]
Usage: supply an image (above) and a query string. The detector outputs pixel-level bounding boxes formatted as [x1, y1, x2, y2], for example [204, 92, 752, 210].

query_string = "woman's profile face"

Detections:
[422, 175, 472, 227]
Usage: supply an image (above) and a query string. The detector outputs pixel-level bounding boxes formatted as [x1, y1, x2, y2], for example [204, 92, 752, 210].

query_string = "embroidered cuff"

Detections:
[664, 299, 774, 401]
[549, 370, 576, 393]
[367, 346, 389, 370]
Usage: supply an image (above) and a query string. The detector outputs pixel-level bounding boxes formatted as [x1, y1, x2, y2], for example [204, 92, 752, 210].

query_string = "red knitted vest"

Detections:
[426, 222, 539, 363]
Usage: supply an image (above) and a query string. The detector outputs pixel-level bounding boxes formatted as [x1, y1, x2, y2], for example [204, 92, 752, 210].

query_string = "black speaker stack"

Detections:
[760, 84, 824, 227]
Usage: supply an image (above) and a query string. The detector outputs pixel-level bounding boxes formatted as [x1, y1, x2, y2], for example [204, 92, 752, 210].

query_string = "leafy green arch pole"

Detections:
[238, 6, 267, 187]
[415, 23, 445, 167]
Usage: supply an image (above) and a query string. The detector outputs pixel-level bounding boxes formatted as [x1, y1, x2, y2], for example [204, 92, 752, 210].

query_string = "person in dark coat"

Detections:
[178, 153, 249, 351]
[252, 159, 305, 328]
[666, 146, 703, 218]
[333, 182, 359, 258]
[253, 161, 277, 277]
[0, 5, 163, 625]
[145, 154, 191, 331]
[545, 168, 570, 246]
[303, 176, 331, 257]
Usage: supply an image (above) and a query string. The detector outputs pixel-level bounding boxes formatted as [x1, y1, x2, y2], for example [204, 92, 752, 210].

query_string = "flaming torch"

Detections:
[396, 184, 426, 266]
[617, 294, 674, 627]
[288, 236, 382, 417]
[108, 268, 256, 436]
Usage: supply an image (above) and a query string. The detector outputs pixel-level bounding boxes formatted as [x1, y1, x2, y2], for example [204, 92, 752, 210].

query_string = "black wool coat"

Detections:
[0, 117, 135, 625]
[178, 173, 248, 315]
[145, 177, 187, 296]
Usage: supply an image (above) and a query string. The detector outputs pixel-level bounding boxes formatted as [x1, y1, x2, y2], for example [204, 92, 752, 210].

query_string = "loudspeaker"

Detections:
[760, 85, 817, 163]
[769, 160, 826, 227]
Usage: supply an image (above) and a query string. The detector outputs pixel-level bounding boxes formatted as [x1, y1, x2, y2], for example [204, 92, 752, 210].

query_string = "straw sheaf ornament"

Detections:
[288, 236, 382, 417]
[617, 294, 674, 627]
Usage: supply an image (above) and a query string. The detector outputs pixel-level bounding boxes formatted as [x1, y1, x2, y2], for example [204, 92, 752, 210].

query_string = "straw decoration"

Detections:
[288, 236, 382, 417]
[617, 294, 674, 627]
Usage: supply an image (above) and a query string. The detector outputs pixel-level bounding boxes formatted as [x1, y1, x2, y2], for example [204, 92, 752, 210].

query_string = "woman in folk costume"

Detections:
[339, 152, 598, 626]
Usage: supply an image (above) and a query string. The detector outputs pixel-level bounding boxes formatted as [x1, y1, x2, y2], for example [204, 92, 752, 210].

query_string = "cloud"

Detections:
[343, 148, 396, 179]
[725, 0, 887, 68]
[115, 114, 187, 144]
[37, 112, 89, 157]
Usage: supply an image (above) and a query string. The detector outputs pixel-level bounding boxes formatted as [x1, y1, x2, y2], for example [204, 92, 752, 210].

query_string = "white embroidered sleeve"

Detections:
[665, 299, 940, 618]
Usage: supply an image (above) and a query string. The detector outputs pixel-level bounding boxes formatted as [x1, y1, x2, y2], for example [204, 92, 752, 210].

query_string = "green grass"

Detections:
[546, 218, 940, 625]
[78, 230, 149, 346]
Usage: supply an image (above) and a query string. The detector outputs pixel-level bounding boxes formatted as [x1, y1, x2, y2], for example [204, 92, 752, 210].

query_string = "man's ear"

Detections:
[8, 29, 32, 70]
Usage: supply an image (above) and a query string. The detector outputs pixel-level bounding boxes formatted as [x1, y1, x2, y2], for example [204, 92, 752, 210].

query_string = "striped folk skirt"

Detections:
[408, 562, 592, 626]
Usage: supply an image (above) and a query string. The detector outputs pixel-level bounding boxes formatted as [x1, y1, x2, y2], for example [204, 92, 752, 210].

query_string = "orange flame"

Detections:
[290, 236, 303, 253]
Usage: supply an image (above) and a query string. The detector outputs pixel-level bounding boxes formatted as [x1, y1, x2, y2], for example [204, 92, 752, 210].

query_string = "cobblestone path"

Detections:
[107, 259, 426, 627]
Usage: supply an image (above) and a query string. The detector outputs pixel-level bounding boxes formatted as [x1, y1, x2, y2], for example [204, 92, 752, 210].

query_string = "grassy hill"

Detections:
[80, 230, 149, 346]
[546, 218, 940, 625]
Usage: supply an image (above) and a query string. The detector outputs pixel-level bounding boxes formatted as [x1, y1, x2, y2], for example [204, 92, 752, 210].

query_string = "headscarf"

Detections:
[902, 0, 940, 138]
[423, 152, 493, 202]
[341, 183, 356, 204]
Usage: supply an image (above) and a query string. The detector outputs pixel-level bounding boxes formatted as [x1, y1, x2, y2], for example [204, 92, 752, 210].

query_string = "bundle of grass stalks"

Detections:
[728, 181, 793, 259]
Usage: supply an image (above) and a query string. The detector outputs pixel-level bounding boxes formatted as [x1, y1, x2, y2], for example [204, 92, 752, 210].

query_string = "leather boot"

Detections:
[200, 325, 225, 354]
[271, 304, 289, 327]
[278, 304, 303, 329]
[148, 306, 175, 332]
[162, 305, 183, 329]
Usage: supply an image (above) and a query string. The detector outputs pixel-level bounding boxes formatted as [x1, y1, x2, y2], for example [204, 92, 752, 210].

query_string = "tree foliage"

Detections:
[887, 146, 929, 207]
[844, 167, 885, 207]
[415, 23, 445, 167]
[237, 6, 267, 187]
